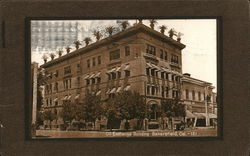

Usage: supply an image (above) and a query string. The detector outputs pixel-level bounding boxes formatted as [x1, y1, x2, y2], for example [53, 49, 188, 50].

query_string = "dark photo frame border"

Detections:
[1, 1, 248, 156]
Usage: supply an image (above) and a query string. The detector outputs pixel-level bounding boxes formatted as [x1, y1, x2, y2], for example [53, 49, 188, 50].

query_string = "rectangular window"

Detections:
[98, 56, 101, 65]
[64, 66, 71, 75]
[97, 77, 101, 83]
[192, 90, 195, 100]
[146, 44, 156, 56]
[165, 87, 169, 97]
[146, 68, 150, 76]
[87, 59, 90, 68]
[160, 49, 164, 59]
[110, 49, 120, 60]
[125, 70, 130, 77]
[92, 78, 95, 84]
[171, 54, 179, 64]
[86, 79, 90, 85]
[125, 46, 130, 56]
[164, 51, 167, 60]
[77, 63, 81, 72]
[198, 92, 201, 101]
[186, 89, 189, 99]
[151, 86, 155, 95]
[161, 72, 165, 79]
[172, 90, 175, 98]
[54, 82, 58, 92]
[92, 57, 96, 66]
[118, 71, 121, 78]
[147, 86, 150, 95]
[112, 73, 116, 79]
[151, 69, 155, 76]
[161, 86, 165, 97]
[77, 77, 80, 84]
[55, 70, 59, 77]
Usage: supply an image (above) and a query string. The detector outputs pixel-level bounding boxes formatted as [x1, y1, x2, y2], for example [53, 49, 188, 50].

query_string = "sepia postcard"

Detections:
[30, 19, 218, 138]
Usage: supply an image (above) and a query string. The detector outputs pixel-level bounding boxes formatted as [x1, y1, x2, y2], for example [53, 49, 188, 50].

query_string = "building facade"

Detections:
[40, 23, 216, 129]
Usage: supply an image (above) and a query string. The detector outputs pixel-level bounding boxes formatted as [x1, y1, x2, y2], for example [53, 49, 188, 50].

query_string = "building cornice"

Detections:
[40, 24, 186, 68]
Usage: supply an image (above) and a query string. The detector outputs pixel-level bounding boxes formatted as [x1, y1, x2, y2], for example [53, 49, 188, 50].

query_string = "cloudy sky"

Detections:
[31, 19, 217, 91]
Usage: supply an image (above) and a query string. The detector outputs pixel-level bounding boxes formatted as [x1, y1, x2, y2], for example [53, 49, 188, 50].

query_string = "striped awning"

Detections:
[146, 62, 153, 68]
[161, 67, 171, 73]
[116, 86, 122, 93]
[151, 64, 161, 71]
[53, 98, 58, 102]
[116, 66, 121, 72]
[67, 95, 71, 100]
[107, 67, 116, 73]
[62, 96, 68, 100]
[84, 75, 90, 79]
[106, 89, 111, 94]
[123, 64, 130, 71]
[94, 72, 101, 77]
[186, 110, 196, 118]
[74, 94, 80, 99]
[110, 88, 117, 94]
[89, 73, 95, 79]
[124, 85, 131, 91]
[96, 90, 101, 96]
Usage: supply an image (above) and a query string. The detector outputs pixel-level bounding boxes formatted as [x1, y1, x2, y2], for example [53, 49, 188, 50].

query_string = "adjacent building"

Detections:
[40, 23, 217, 129]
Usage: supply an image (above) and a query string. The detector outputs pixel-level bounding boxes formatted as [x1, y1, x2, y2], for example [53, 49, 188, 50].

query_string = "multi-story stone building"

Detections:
[40, 23, 216, 128]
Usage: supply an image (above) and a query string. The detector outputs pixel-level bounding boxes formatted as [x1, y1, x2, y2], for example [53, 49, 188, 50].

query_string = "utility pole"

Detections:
[204, 84, 210, 126]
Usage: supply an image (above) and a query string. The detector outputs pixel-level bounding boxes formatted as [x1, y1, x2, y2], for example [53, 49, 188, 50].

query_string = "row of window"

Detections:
[110, 46, 131, 61]
[87, 56, 101, 68]
[146, 68, 181, 82]
[146, 85, 180, 98]
[146, 44, 179, 64]
[185, 89, 203, 101]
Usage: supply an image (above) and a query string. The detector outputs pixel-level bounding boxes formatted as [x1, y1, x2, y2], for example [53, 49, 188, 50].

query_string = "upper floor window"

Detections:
[125, 70, 130, 77]
[98, 56, 101, 65]
[54, 82, 58, 92]
[198, 92, 201, 101]
[118, 71, 121, 78]
[186, 89, 189, 99]
[160, 49, 164, 59]
[92, 57, 96, 66]
[192, 90, 195, 100]
[55, 70, 59, 77]
[171, 54, 179, 64]
[146, 68, 150, 76]
[77, 77, 80, 84]
[77, 63, 81, 72]
[164, 51, 168, 60]
[110, 49, 120, 61]
[64, 66, 71, 75]
[87, 59, 90, 68]
[146, 44, 156, 55]
[125, 46, 130, 56]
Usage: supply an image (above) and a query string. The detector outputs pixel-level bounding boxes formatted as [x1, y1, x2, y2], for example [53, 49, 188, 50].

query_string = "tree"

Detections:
[81, 93, 103, 123]
[74, 40, 81, 49]
[49, 53, 55, 60]
[60, 101, 75, 124]
[65, 46, 72, 54]
[119, 20, 129, 31]
[93, 30, 103, 41]
[56, 49, 63, 57]
[105, 26, 115, 36]
[168, 28, 176, 38]
[43, 110, 56, 129]
[104, 91, 146, 130]
[42, 54, 48, 63]
[83, 37, 92, 46]
[159, 25, 167, 34]
[149, 19, 158, 29]
[36, 111, 44, 128]
[161, 98, 186, 129]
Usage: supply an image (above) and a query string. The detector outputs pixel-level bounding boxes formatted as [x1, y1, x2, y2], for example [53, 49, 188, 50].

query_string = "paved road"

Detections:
[35, 128, 217, 138]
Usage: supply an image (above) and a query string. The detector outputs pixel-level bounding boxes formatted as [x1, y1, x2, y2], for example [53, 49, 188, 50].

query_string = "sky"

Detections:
[31, 19, 217, 92]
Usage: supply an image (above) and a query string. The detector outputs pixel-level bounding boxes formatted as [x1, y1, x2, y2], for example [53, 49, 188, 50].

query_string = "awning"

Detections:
[110, 88, 117, 94]
[106, 89, 111, 94]
[84, 75, 90, 79]
[96, 90, 101, 96]
[116, 86, 122, 93]
[74, 94, 80, 99]
[172, 70, 182, 76]
[94, 72, 101, 77]
[124, 85, 131, 91]
[146, 62, 153, 68]
[67, 95, 71, 100]
[186, 110, 196, 118]
[162, 67, 171, 73]
[151, 64, 161, 71]
[116, 66, 121, 72]
[63, 96, 68, 100]
[208, 113, 217, 119]
[107, 68, 116, 73]
[53, 98, 58, 102]
[89, 73, 95, 79]
[193, 113, 206, 119]
[123, 64, 130, 71]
